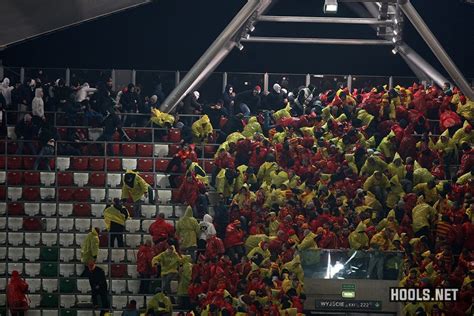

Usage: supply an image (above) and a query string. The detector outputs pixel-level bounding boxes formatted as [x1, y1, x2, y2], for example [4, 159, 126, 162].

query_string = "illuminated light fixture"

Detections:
[237, 43, 244, 51]
[394, 18, 399, 24]
[392, 37, 398, 43]
[393, 29, 398, 36]
[392, 47, 398, 55]
[245, 33, 251, 39]
[324, 0, 338, 14]
[249, 25, 256, 32]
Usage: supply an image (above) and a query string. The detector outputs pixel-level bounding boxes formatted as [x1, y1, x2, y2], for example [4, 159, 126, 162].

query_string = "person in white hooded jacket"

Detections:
[32, 88, 45, 120]
[0, 78, 14, 106]
[198, 214, 216, 252]
[75, 82, 97, 103]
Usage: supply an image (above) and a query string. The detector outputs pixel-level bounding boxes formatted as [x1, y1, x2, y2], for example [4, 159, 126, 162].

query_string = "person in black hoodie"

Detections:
[88, 262, 109, 316]
[97, 109, 130, 155]
[203, 100, 228, 128]
[265, 83, 284, 111]
[218, 113, 244, 143]
[15, 114, 37, 155]
[120, 83, 139, 127]
[222, 85, 236, 115]
[235, 86, 261, 117]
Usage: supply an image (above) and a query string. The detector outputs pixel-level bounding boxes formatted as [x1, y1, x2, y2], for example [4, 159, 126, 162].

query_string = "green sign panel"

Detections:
[315, 299, 382, 311]
[342, 284, 356, 290]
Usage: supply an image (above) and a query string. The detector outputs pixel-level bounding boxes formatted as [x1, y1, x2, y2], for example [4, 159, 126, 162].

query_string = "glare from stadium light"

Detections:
[245, 34, 251, 40]
[393, 29, 398, 36]
[392, 37, 398, 43]
[394, 18, 398, 24]
[324, 0, 338, 14]
[249, 25, 256, 32]
[237, 43, 244, 51]
[392, 48, 398, 55]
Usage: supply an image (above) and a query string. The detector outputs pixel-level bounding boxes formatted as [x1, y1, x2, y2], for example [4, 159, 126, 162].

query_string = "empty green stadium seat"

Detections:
[40, 247, 59, 262]
[59, 278, 77, 293]
[40, 262, 58, 277]
[41, 293, 59, 307]
[60, 309, 77, 316]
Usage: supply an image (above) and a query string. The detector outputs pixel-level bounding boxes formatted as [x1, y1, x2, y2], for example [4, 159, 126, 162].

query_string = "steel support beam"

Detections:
[160, 0, 275, 113]
[258, 15, 392, 25]
[242, 36, 392, 45]
[398, 0, 474, 99]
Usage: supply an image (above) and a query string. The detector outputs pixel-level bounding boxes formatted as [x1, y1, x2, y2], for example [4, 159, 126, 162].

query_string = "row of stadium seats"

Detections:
[0, 156, 215, 172]
[0, 203, 187, 217]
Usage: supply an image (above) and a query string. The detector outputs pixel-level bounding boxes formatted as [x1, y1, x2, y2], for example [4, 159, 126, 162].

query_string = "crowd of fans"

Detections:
[2, 71, 474, 316]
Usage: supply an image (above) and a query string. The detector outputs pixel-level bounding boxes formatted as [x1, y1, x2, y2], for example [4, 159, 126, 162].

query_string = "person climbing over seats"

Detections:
[88, 261, 110, 316]
[80, 227, 100, 276]
[121, 170, 155, 218]
[103, 198, 130, 247]
[7, 270, 29, 316]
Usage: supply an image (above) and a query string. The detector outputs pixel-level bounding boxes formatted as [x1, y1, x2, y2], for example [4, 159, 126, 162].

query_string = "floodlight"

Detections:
[392, 48, 398, 55]
[237, 43, 244, 51]
[324, 0, 338, 14]
[249, 25, 256, 32]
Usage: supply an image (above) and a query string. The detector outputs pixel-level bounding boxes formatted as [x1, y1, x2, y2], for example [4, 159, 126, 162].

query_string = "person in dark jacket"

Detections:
[15, 114, 37, 155]
[121, 83, 139, 127]
[103, 198, 130, 247]
[203, 100, 228, 129]
[222, 85, 236, 115]
[235, 86, 262, 117]
[214, 193, 229, 239]
[97, 109, 130, 155]
[265, 83, 284, 111]
[33, 138, 55, 171]
[219, 113, 244, 142]
[88, 262, 110, 316]
[179, 91, 202, 127]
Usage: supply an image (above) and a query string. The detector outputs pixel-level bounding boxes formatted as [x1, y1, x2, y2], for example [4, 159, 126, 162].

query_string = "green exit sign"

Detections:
[342, 290, 356, 298]
[342, 284, 356, 290]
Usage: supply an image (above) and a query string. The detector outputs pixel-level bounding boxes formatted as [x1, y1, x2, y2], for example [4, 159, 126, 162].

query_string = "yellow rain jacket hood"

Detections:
[81, 228, 99, 264]
[411, 198, 436, 233]
[348, 222, 369, 250]
[150, 108, 175, 127]
[386, 175, 405, 209]
[242, 116, 263, 138]
[413, 161, 434, 185]
[103, 204, 129, 231]
[191, 114, 213, 141]
[388, 152, 406, 180]
[176, 206, 200, 249]
[152, 246, 181, 276]
[121, 170, 150, 202]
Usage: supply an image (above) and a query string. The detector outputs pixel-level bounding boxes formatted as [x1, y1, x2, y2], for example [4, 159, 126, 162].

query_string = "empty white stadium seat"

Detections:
[42, 279, 58, 292]
[0, 172, 5, 184]
[100, 264, 109, 276]
[0, 248, 5, 261]
[141, 205, 157, 218]
[8, 232, 24, 246]
[26, 233, 41, 247]
[111, 249, 125, 263]
[156, 174, 170, 188]
[45, 218, 58, 231]
[97, 249, 109, 263]
[91, 204, 104, 217]
[160, 205, 174, 218]
[25, 263, 40, 277]
[88, 128, 103, 141]
[122, 158, 137, 170]
[0, 278, 6, 291]
[58, 203, 73, 217]
[158, 189, 172, 203]
[0, 218, 5, 230]
[126, 235, 141, 248]
[29, 294, 41, 308]
[127, 249, 137, 263]
[56, 157, 71, 171]
[108, 188, 122, 200]
[74, 172, 89, 187]
[25, 248, 40, 261]
[77, 279, 90, 294]
[90, 188, 106, 202]
[8, 262, 24, 275]
[40, 188, 56, 200]
[91, 219, 106, 231]
[40, 172, 56, 186]
[111, 280, 127, 294]
[61, 294, 76, 308]
[154, 144, 168, 157]
[76, 294, 91, 303]
[0, 202, 5, 215]
[141, 220, 154, 232]
[26, 278, 41, 293]
[107, 173, 122, 188]
[126, 219, 140, 233]
[112, 295, 128, 308]
[42, 233, 58, 246]
[8, 187, 22, 201]
[42, 202, 57, 216]
[60, 249, 75, 262]
[24, 203, 40, 216]
[75, 234, 87, 247]
[0, 263, 5, 275]
[129, 295, 144, 309]
[60, 264, 75, 277]
[8, 248, 23, 261]
[7, 218, 23, 231]
[59, 233, 74, 247]
[127, 280, 140, 294]
[0, 232, 5, 245]
[59, 218, 74, 232]
[7, 126, 16, 139]
[75, 264, 85, 277]
[75, 219, 91, 232]
[127, 264, 138, 278]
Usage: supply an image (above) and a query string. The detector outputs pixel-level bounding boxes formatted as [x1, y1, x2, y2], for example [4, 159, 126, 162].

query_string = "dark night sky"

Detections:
[0, 0, 473, 78]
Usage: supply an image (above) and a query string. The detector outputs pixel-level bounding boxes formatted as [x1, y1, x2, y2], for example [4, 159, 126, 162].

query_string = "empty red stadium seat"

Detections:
[7, 157, 22, 170]
[73, 203, 92, 217]
[107, 158, 122, 171]
[111, 144, 120, 156]
[204, 145, 217, 158]
[58, 188, 74, 201]
[57, 172, 74, 186]
[57, 128, 68, 140]
[112, 131, 121, 142]
[168, 144, 180, 156]
[155, 159, 169, 172]
[22, 157, 35, 170]
[122, 144, 137, 157]
[7, 142, 18, 154]
[7, 202, 24, 216]
[23, 187, 40, 201]
[7, 171, 23, 185]
[89, 172, 106, 187]
[123, 129, 136, 140]
[99, 233, 108, 247]
[0, 156, 5, 169]
[136, 129, 152, 142]
[138, 144, 153, 157]
[0, 186, 5, 199]
[89, 158, 105, 171]
[74, 188, 90, 202]
[111, 264, 127, 278]
[23, 217, 43, 231]
[137, 159, 153, 172]
[168, 129, 181, 143]
[141, 173, 155, 186]
[70, 157, 89, 171]
[24, 172, 40, 185]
